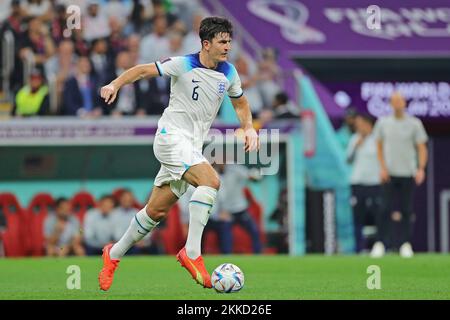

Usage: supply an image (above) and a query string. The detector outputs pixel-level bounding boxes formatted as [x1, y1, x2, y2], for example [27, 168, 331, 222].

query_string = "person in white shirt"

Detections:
[98, 17, 259, 290]
[83, 195, 116, 255]
[347, 113, 382, 254]
[371, 92, 428, 258]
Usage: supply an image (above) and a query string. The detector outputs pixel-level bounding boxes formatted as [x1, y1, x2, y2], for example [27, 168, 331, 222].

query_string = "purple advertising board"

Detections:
[213, 0, 450, 57]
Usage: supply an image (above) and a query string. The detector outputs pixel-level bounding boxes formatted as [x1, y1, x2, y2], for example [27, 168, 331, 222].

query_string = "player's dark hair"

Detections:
[199, 16, 233, 45]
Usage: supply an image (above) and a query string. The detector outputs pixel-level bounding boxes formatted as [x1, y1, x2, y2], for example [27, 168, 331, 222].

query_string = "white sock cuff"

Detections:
[190, 185, 217, 207]
[135, 206, 159, 231]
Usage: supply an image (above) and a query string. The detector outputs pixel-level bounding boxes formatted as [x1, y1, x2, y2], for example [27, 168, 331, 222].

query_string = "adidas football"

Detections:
[211, 263, 245, 293]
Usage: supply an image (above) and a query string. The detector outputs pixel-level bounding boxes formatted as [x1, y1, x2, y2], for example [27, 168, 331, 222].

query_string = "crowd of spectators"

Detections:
[44, 189, 159, 257]
[0, 0, 297, 121]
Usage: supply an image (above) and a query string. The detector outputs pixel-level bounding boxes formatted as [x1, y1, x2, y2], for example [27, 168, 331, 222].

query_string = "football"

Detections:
[211, 263, 245, 293]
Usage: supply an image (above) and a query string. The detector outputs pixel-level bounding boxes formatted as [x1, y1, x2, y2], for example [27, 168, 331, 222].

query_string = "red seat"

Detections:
[26, 193, 55, 256]
[159, 204, 185, 254]
[71, 191, 96, 223]
[0, 193, 26, 257]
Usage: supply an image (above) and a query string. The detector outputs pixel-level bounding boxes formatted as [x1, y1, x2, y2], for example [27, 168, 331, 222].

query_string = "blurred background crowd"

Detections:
[0, 0, 298, 122]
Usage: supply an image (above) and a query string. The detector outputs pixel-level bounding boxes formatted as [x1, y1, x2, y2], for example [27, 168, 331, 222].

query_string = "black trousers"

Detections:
[378, 176, 415, 247]
[351, 185, 383, 252]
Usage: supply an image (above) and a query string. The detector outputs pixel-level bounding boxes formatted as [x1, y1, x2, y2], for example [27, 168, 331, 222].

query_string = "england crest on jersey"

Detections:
[218, 81, 226, 95]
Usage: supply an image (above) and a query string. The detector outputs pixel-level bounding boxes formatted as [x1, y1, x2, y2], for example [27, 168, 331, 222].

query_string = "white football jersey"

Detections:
[155, 53, 243, 149]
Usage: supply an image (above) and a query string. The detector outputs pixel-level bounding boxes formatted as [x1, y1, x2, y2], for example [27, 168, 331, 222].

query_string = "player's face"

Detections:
[207, 32, 232, 63]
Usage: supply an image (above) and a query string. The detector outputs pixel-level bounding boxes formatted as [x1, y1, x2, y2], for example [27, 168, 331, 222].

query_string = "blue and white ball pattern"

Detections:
[211, 263, 245, 293]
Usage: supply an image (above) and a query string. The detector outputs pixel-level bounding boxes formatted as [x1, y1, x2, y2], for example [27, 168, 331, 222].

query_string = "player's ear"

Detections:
[202, 39, 210, 51]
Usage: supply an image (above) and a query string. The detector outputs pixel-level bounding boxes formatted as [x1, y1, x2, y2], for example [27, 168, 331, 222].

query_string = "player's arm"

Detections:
[100, 63, 160, 105]
[230, 95, 259, 152]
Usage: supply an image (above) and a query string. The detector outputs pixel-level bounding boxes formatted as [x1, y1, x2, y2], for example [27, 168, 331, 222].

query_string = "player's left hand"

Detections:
[244, 128, 259, 152]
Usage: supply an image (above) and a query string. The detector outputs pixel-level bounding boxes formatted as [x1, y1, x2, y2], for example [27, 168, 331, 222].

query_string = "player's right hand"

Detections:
[100, 83, 118, 105]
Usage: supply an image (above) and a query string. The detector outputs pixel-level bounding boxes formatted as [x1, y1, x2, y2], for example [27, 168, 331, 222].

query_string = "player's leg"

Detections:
[182, 162, 220, 259]
[99, 184, 178, 291]
[109, 184, 178, 260]
[175, 162, 219, 288]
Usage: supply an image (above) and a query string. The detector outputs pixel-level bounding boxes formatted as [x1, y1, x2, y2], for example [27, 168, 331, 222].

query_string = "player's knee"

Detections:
[145, 205, 167, 222]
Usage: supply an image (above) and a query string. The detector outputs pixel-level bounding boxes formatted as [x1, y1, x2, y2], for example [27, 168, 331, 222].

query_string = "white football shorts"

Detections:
[153, 128, 207, 198]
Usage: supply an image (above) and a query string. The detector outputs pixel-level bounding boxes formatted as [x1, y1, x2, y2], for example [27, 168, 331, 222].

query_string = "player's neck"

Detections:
[199, 50, 219, 69]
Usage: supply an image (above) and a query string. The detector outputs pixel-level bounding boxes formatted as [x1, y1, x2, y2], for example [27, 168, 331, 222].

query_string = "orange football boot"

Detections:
[98, 243, 120, 291]
[176, 247, 212, 288]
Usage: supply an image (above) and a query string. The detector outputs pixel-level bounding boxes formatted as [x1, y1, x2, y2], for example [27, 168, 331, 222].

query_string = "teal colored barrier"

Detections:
[288, 130, 306, 255]
[0, 179, 155, 207]
[298, 75, 355, 254]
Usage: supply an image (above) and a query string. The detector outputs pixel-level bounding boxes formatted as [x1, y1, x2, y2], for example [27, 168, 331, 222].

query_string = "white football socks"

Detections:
[109, 206, 159, 260]
[185, 186, 217, 259]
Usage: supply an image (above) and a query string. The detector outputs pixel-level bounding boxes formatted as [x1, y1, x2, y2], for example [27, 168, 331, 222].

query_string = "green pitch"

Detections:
[1, 254, 450, 300]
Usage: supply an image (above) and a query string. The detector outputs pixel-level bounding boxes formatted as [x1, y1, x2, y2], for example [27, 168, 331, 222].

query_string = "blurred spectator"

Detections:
[21, 0, 52, 22]
[126, 0, 153, 35]
[109, 51, 140, 116]
[371, 92, 428, 258]
[256, 47, 281, 107]
[62, 56, 104, 117]
[50, 3, 68, 44]
[0, 0, 13, 23]
[67, 27, 89, 57]
[44, 197, 85, 257]
[139, 14, 170, 63]
[183, 10, 203, 54]
[346, 113, 382, 253]
[152, 0, 178, 27]
[234, 53, 263, 116]
[213, 164, 263, 254]
[1, 0, 24, 39]
[167, 30, 185, 57]
[110, 189, 148, 254]
[83, 0, 111, 42]
[13, 68, 49, 116]
[126, 33, 141, 60]
[336, 107, 357, 150]
[258, 91, 299, 127]
[2, 0, 26, 91]
[103, 0, 133, 25]
[170, 0, 202, 30]
[269, 188, 289, 253]
[83, 195, 116, 255]
[89, 38, 111, 85]
[19, 16, 56, 68]
[45, 40, 76, 109]
[137, 76, 170, 116]
[107, 16, 128, 58]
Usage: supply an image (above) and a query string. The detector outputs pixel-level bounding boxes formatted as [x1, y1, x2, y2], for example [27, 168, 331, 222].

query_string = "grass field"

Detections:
[1, 254, 450, 300]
